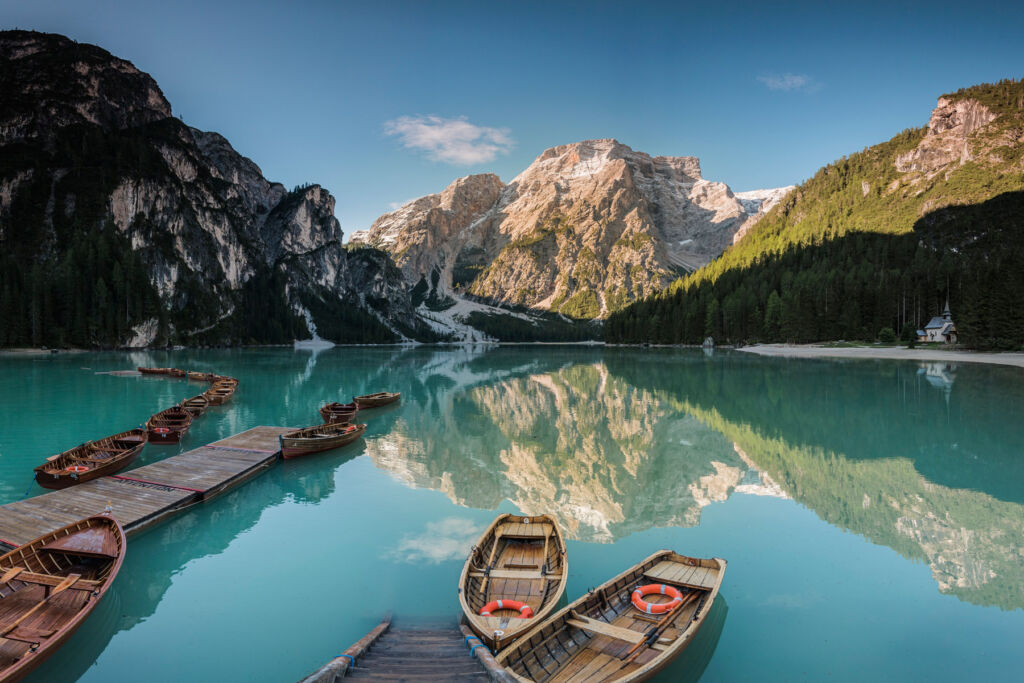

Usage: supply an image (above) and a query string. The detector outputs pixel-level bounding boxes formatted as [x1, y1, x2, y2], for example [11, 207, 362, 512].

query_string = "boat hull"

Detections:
[280, 423, 366, 459]
[34, 431, 147, 490]
[496, 550, 727, 682]
[320, 402, 359, 424]
[353, 392, 401, 409]
[459, 513, 568, 652]
[0, 515, 125, 682]
[35, 446, 143, 489]
[179, 394, 210, 418]
[203, 380, 237, 405]
[146, 408, 192, 444]
[146, 429, 184, 444]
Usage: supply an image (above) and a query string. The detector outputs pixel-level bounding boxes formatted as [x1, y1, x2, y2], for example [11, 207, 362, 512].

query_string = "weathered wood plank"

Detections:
[566, 614, 644, 644]
[0, 426, 287, 545]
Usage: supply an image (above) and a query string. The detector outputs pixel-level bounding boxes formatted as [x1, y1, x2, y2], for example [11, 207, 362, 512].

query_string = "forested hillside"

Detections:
[0, 31, 426, 348]
[607, 80, 1024, 348]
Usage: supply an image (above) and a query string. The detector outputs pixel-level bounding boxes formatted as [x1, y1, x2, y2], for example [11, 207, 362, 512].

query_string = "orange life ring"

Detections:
[479, 599, 533, 619]
[67, 465, 90, 474]
[631, 584, 684, 614]
[153, 427, 170, 435]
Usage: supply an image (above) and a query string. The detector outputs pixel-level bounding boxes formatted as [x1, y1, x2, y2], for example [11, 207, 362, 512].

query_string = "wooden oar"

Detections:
[620, 589, 702, 665]
[478, 534, 504, 593]
[0, 574, 80, 637]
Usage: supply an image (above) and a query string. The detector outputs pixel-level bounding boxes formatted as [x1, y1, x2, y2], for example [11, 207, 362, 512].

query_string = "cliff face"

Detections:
[894, 96, 999, 175]
[0, 30, 424, 347]
[354, 139, 790, 320]
[606, 79, 1024, 346]
[0, 32, 171, 143]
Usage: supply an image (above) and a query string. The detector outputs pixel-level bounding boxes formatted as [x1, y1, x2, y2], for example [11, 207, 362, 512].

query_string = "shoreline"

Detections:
[7, 342, 1024, 371]
[737, 344, 1024, 369]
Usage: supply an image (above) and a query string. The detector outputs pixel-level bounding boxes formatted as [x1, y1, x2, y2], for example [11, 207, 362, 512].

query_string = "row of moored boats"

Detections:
[6, 380, 722, 682]
[32, 368, 239, 490]
[2, 374, 402, 680]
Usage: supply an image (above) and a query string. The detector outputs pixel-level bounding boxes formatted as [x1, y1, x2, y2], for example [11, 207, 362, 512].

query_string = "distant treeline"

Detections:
[465, 310, 600, 342]
[606, 192, 1024, 349]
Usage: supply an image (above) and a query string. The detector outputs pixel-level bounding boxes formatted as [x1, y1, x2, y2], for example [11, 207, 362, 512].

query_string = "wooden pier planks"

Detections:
[305, 619, 514, 682]
[0, 426, 289, 547]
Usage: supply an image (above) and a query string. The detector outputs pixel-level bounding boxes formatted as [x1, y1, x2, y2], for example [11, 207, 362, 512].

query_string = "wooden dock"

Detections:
[301, 616, 515, 682]
[0, 426, 288, 548]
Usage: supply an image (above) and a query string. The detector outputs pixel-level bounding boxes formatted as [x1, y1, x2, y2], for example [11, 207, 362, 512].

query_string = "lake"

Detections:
[1, 346, 1021, 682]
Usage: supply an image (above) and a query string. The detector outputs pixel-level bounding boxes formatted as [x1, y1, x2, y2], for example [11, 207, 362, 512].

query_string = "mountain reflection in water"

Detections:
[364, 347, 1024, 611]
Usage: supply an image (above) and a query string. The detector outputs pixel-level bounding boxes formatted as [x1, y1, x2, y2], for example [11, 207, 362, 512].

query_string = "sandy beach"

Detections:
[738, 344, 1024, 369]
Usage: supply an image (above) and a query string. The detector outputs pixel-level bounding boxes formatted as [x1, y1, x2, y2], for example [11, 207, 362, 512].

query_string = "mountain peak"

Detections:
[528, 139, 702, 183]
[357, 139, 779, 330]
[0, 30, 172, 143]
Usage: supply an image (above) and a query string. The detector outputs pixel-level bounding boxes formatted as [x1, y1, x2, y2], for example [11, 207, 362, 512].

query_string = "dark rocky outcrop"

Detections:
[0, 30, 431, 346]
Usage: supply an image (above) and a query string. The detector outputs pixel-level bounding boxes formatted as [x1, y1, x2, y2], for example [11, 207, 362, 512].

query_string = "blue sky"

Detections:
[3, 0, 1023, 233]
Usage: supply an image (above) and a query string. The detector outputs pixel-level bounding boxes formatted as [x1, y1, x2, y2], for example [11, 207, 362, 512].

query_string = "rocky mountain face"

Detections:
[894, 96, 999, 175]
[607, 79, 1024, 346]
[353, 139, 790, 320]
[0, 30, 427, 347]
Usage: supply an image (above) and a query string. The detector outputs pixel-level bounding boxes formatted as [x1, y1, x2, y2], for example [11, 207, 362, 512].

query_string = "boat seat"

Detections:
[3, 625, 56, 642]
[643, 560, 719, 590]
[84, 453, 119, 462]
[11, 572, 101, 591]
[499, 523, 552, 539]
[469, 569, 561, 580]
[567, 613, 645, 644]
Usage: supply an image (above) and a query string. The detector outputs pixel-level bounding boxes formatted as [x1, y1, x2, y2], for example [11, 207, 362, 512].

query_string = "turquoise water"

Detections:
[0, 346, 1022, 682]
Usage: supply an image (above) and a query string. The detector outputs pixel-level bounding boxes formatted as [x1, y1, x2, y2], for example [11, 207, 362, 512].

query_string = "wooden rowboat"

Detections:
[178, 394, 210, 418]
[0, 514, 125, 682]
[319, 402, 359, 424]
[280, 423, 366, 459]
[33, 429, 147, 490]
[459, 514, 568, 652]
[496, 550, 726, 682]
[166, 368, 186, 378]
[187, 371, 217, 383]
[353, 392, 400, 408]
[146, 407, 193, 444]
[136, 366, 168, 375]
[203, 380, 237, 406]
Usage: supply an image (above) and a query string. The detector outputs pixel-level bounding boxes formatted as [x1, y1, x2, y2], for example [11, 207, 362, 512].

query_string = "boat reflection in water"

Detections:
[650, 596, 729, 683]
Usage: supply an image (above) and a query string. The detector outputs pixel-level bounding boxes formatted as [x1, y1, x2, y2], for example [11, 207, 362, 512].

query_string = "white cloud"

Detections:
[388, 197, 417, 211]
[386, 517, 482, 564]
[757, 73, 815, 92]
[384, 115, 513, 165]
